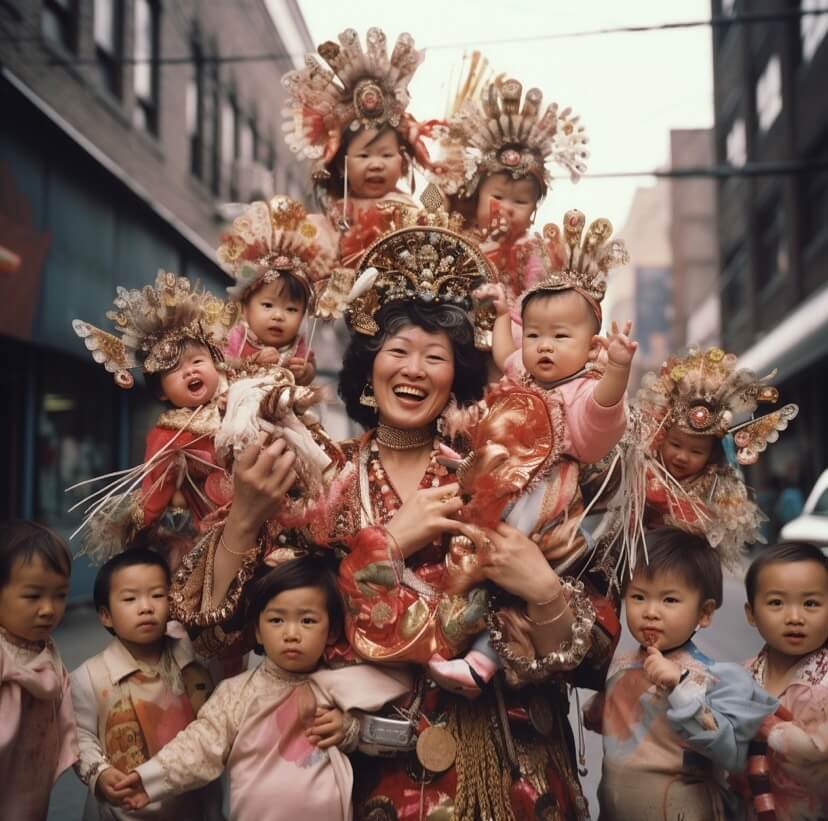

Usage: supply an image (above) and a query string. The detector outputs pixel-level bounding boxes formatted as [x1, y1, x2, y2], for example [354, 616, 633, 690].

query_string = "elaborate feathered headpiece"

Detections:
[438, 67, 588, 198]
[524, 209, 629, 323]
[343, 185, 496, 347]
[282, 27, 437, 180]
[72, 270, 232, 387]
[217, 195, 332, 310]
[638, 346, 798, 465]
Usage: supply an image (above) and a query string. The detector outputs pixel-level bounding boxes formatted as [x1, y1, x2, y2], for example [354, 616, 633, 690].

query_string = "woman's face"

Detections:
[372, 325, 455, 429]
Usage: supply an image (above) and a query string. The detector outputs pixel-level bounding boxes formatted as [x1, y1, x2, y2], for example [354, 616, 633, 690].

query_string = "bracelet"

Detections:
[526, 600, 570, 626]
[532, 589, 564, 608]
[219, 534, 257, 557]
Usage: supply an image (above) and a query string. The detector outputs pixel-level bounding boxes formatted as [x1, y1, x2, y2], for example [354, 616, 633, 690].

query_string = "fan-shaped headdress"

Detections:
[73, 270, 232, 387]
[439, 65, 588, 199]
[281, 27, 438, 181]
[217, 195, 333, 312]
[343, 185, 496, 348]
[638, 346, 798, 465]
[523, 209, 629, 324]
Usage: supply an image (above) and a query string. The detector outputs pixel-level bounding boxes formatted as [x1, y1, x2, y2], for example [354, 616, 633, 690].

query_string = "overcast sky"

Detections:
[296, 0, 714, 230]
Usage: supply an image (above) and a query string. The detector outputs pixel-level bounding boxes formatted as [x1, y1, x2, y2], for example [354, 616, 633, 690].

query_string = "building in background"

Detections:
[669, 128, 720, 350]
[711, 0, 828, 492]
[0, 0, 315, 599]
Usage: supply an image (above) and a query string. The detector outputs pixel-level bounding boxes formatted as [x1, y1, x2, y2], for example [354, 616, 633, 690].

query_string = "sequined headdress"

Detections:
[638, 346, 798, 465]
[217, 195, 332, 311]
[438, 65, 588, 198]
[343, 186, 496, 347]
[73, 270, 231, 387]
[282, 27, 438, 181]
[524, 209, 629, 323]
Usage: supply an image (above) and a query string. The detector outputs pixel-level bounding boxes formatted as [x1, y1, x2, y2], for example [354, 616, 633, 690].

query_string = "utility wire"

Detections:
[8, 7, 828, 66]
[574, 160, 828, 180]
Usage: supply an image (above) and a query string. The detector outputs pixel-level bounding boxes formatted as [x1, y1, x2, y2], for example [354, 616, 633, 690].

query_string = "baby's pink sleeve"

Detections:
[564, 378, 627, 464]
[502, 349, 524, 381]
[225, 324, 245, 358]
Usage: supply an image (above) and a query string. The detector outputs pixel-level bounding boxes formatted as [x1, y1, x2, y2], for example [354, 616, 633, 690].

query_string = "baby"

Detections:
[71, 548, 221, 819]
[73, 271, 232, 569]
[737, 542, 828, 820]
[117, 555, 411, 820]
[219, 196, 334, 385]
[429, 211, 635, 696]
[0, 520, 78, 821]
[585, 527, 776, 821]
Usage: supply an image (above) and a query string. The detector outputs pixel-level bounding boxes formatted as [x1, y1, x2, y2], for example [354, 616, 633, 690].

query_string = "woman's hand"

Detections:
[385, 483, 465, 559]
[467, 521, 561, 604]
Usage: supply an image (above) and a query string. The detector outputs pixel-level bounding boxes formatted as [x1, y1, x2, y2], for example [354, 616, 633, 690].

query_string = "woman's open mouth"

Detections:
[393, 385, 427, 402]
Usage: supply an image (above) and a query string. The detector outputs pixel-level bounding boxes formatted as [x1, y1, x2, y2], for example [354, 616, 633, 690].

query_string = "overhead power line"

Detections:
[579, 159, 828, 181]
[9, 7, 828, 67]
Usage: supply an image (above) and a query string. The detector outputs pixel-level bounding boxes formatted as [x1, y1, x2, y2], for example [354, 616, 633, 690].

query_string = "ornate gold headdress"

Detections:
[638, 346, 798, 465]
[217, 195, 332, 311]
[72, 270, 231, 387]
[438, 67, 588, 198]
[343, 186, 496, 346]
[524, 209, 629, 322]
[282, 27, 437, 180]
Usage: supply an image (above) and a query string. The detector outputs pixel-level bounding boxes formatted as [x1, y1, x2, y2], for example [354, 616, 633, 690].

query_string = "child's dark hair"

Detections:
[745, 542, 828, 606]
[244, 270, 309, 309]
[0, 520, 71, 588]
[521, 288, 601, 335]
[627, 527, 723, 608]
[93, 548, 171, 614]
[246, 554, 344, 655]
[143, 339, 222, 402]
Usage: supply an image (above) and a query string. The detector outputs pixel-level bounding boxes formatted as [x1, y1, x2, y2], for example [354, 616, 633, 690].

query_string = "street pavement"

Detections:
[44, 569, 761, 820]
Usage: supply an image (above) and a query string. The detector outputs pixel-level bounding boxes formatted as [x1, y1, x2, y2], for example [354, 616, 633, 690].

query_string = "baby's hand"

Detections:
[306, 706, 346, 749]
[594, 320, 638, 368]
[287, 356, 315, 386]
[643, 646, 683, 690]
[473, 283, 509, 317]
[95, 767, 135, 806]
[253, 347, 282, 366]
[110, 770, 150, 810]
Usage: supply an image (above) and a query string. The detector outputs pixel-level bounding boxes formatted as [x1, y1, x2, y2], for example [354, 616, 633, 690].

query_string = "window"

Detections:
[94, 0, 123, 98]
[756, 55, 782, 133]
[240, 117, 256, 163]
[41, 0, 78, 52]
[187, 44, 204, 178]
[801, 139, 828, 249]
[757, 207, 788, 290]
[726, 118, 746, 166]
[133, 0, 159, 133]
[720, 246, 747, 317]
[802, 0, 828, 62]
[209, 67, 222, 195]
[221, 96, 238, 197]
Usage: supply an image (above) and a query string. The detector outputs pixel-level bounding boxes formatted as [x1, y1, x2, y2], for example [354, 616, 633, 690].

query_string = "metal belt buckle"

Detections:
[358, 715, 416, 757]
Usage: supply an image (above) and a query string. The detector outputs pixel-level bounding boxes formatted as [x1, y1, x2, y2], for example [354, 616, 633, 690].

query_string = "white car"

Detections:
[780, 468, 828, 546]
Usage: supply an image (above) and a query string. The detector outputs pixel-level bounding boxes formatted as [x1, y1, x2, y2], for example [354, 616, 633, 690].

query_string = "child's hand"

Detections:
[306, 706, 346, 749]
[643, 646, 683, 690]
[253, 347, 282, 366]
[109, 770, 150, 810]
[95, 767, 136, 806]
[593, 320, 638, 368]
[287, 356, 315, 386]
[473, 283, 509, 317]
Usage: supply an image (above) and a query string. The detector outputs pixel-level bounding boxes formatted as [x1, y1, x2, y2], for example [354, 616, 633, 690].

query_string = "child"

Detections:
[626, 346, 800, 568]
[585, 527, 776, 820]
[117, 556, 411, 820]
[428, 210, 634, 695]
[739, 542, 828, 820]
[73, 271, 234, 568]
[437, 71, 588, 342]
[281, 27, 441, 282]
[0, 520, 78, 821]
[219, 196, 332, 384]
[71, 548, 221, 820]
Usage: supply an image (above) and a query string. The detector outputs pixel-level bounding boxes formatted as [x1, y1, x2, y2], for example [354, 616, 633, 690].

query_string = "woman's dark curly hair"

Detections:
[338, 300, 487, 429]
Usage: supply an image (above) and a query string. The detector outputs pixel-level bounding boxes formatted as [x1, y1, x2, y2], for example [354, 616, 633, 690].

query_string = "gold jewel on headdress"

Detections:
[344, 185, 495, 345]
[525, 209, 629, 321]
[217, 195, 332, 311]
[72, 270, 232, 387]
[438, 63, 589, 198]
[282, 28, 431, 180]
[638, 346, 798, 465]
